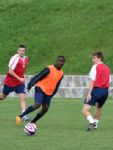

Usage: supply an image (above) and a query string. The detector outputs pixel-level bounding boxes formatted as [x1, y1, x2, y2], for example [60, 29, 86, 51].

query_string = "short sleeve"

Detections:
[89, 65, 97, 81]
[109, 75, 111, 83]
[8, 55, 19, 70]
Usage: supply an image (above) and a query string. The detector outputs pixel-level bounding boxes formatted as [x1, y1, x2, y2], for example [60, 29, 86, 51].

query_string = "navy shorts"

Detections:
[34, 87, 52, 107]
[3, 84, 25, 95]
[84, 88, 108, 108]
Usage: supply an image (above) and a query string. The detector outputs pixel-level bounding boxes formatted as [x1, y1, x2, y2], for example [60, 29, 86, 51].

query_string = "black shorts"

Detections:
[3, 84, 25, 95]
[84, 88, 108, 108]
[34, 87, 52, 107]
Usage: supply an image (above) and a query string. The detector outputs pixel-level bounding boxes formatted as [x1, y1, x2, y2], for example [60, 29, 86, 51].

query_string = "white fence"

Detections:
[0, 75, 113, 98]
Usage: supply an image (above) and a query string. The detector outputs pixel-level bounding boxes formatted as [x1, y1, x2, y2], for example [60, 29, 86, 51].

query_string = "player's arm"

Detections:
[23, 57, 29, 80]
[51, 76, 64, 97]
[8, 55, 25, 82]
[27, 67, 50, 91]
[86, 79, 94, 102]
[109, 75, 111, 83]
[8, 69, 25, 82]
[86, 65, 96, 102]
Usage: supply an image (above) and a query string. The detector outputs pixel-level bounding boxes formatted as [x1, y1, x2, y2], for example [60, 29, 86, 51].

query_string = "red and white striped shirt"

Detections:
[89, 62, 111, 88]
[4, 54, 28, 87]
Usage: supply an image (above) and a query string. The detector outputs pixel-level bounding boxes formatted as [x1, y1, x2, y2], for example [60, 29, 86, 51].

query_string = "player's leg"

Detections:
[19, 102, 41, 118]
[16, 88, 43, 125]
[83, 104, 96, 131]
[18, 93, 31, 121]
[0, 84, 12, 100]
[31, 104, 49, 123]
[83, 104, 95, 123]
[18, 93, 26, 112]
[16, 102, 41, 125]
[16, 84, 31, 121]
[0, 93, 7, 100]
[30, 94, 51, 123]
[16, 84, 27, 112]
[94, 103, 101, 129]
[94, 88, 108, 129]
[83, 90, 97, 131]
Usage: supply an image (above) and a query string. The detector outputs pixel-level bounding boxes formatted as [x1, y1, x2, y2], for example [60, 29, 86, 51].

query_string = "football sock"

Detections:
[94, 119, 99, 127]
[31, 113, 43, 123]
[21, 110, 27, 118]
[19, 106, 35, 118]
[87, 115, 95, 124]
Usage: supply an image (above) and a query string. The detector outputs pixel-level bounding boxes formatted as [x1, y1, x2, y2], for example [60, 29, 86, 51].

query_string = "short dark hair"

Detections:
[57, 55, 65, 62]
[18, 44, 25, 49]
[92, 51, 104, 61]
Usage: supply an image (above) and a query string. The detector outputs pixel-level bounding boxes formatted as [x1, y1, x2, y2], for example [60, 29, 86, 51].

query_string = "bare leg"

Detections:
[94, 103, 101, 120]
[82, 104, 95, 124]
[18, 93, 32, 121]
[18, 93, 26, 112]
[82, 104, 96, 131]
[83, 104, 92, 118]
[94, 103, 101, 128]
[0, 93, 7, 100]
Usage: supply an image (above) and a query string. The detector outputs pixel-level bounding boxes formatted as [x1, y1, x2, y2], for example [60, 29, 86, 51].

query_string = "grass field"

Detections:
[0, 98, 113, 150]
[1, 0, 113, 74]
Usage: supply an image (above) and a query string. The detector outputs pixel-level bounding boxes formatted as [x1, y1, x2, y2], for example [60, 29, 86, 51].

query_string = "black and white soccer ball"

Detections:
[24, 123, 37, 136]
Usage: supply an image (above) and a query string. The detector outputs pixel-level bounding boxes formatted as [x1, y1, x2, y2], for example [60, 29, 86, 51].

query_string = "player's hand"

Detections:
[19, 78, 25, 82]
[24, 75, 28, 80]
[26, 83, 32, 92]
[86, 93, 91, 102]
[26, 86, 31, 92]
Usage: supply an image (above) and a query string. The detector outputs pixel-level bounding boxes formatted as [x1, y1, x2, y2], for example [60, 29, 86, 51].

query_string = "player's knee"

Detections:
[19, 94, 26, 101]
[0, 94, 7, 100]
[82, 109, 86, 116]
[21, 98, 26, 102]
[42, 105, 49, 113]
[33, 103, 41, 109]
[82, 106, 89, 116]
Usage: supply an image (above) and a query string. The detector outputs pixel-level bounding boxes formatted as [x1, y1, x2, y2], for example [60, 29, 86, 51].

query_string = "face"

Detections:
[56, 57, 65, 69]
[18, 48, 25, 57]
[92, 56, 101, 64]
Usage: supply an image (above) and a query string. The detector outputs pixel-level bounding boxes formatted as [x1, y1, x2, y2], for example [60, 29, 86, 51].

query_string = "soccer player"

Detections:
[82, 51, 111, 131]
[16, 56, 65, 126]
[0, 44, 30, 121]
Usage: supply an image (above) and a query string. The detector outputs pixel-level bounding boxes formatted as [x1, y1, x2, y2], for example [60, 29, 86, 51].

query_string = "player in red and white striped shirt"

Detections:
[82, 51, 111, 131]
[0, 44, 30, 121]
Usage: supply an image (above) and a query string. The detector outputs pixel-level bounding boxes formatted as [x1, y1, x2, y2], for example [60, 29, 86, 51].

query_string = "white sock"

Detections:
[94, 119, 99, 127]
[22, 110, 25, 113]
[87, 115, 95, 124]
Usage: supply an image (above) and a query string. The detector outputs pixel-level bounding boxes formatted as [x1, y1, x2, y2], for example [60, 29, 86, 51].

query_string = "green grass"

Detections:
[0, 0, 113, 74]
[0, 98, 113, 150]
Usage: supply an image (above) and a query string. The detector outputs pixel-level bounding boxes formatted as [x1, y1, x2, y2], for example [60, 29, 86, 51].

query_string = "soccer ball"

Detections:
[24, 123, 37, 136]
